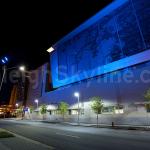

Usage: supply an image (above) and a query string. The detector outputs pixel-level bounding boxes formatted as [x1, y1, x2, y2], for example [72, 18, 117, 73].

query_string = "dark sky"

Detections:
[0, 0, 113, 70]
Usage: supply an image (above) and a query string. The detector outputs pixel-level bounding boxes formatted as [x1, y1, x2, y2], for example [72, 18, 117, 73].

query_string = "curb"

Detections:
[61, 122, 150, 131]
[3, 119, 150, 131]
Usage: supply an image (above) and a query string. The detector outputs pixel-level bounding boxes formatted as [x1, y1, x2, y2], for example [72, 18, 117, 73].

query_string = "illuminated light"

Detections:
[34, 99, 38, 103]
[4, 57, 8, 62]
[47, 47, 54, 53]
[19, 66, 25, 72]
[119, 109, 124, 114]
[47, 105, 57, 110]
[115, 109, 124, 114]
[15, 103, 19, 107]
[72, 110, 78, 115]
[1, 59, 5, 64]
[74, 92, 79, 97]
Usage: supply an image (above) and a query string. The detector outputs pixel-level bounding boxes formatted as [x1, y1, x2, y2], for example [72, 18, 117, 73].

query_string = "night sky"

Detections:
[0, 0, 113, 70]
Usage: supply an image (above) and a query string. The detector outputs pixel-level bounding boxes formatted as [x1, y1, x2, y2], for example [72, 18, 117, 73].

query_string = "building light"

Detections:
[72, 110, 78, 115]
[47, 105, 57, 110]
[47, 47, 54, 53]
[115, 109, 124, 114]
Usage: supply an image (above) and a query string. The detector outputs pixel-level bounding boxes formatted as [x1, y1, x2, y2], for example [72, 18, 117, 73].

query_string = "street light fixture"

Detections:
[1, 56, 9, 64]
[15, 103, 19, 108]
[47, 47, 54, 53]
[34, 99, 39, 110]
[74, 92, 80, 125]
[19, 66, 25, 72]
[0, 64, 26, 92]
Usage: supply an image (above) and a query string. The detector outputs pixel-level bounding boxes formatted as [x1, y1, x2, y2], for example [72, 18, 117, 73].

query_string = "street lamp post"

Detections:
[74, 92, 80, 125]
[15, 103, 19, 109]
[0, 56, 26, 117]
[34, 99, 39, 110]
[0, 58, 26, 93]
[0, 65, 6, 92]
[0, 56, 8, 92]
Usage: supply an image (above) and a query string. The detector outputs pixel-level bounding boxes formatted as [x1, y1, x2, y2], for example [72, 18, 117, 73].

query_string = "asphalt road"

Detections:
[0, 120, 150, 150]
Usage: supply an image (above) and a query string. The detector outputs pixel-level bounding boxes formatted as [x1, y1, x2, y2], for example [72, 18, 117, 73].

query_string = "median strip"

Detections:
[0, 129, 14, 138]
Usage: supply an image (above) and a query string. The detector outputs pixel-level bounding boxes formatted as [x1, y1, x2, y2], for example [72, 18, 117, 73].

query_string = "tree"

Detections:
[144, 88, 150, 112]
[28, 106, 34, 120]
[90, 96, 103, 127]
[29, 106, 34, 114]
[58, 102, 69, 121]
[40, 104, 47, 120]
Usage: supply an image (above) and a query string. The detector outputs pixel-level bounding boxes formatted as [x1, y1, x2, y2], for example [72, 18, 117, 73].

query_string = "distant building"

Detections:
[9, 85, 18, 107]
[26, 0, 150, 125]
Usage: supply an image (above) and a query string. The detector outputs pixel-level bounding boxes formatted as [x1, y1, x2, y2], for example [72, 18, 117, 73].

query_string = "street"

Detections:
[0, 120, 150, 150]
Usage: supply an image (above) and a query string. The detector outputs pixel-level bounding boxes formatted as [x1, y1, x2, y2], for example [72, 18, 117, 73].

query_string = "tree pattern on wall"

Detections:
[57, 0, 150, 80]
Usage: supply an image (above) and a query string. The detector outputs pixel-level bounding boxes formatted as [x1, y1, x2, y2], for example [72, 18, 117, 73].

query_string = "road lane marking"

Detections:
[56, 132, 80, 139]
[2, 129, 55, 150]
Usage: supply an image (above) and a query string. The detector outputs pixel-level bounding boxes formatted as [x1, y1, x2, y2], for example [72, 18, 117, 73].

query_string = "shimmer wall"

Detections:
[51, 0, 150, 88]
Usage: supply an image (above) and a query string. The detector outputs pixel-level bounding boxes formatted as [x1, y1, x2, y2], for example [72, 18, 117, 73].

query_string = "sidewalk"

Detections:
[61, 122, 150, 131]
[0, 128, 54, 150]
[39, 120, 150, 131]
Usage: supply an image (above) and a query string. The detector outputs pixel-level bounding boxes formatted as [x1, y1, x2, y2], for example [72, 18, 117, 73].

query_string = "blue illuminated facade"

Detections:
[51, 0, 150, 88]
